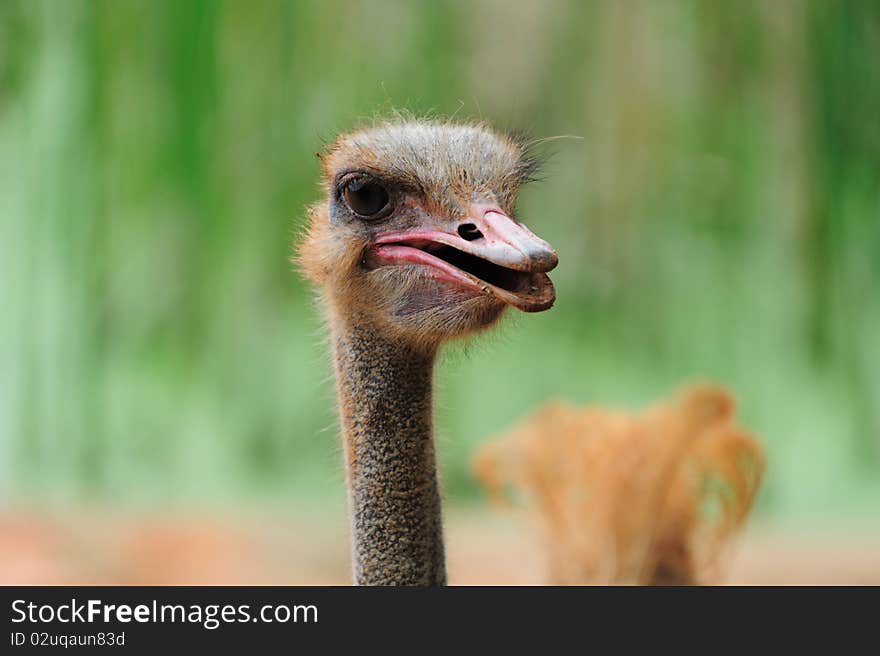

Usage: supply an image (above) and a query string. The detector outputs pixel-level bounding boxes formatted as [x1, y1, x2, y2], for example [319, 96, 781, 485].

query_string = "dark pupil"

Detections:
[344, 179, 388, 216]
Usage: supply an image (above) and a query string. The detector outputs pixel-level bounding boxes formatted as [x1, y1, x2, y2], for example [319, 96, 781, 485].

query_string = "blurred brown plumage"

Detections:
[472, 384, 765, 585]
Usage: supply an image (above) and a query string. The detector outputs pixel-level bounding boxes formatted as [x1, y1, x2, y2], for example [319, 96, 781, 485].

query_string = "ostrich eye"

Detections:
[342, 177, 390, 218]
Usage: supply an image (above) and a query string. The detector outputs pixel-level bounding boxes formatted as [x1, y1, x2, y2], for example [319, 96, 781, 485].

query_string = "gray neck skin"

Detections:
[331, 317, 446, 585]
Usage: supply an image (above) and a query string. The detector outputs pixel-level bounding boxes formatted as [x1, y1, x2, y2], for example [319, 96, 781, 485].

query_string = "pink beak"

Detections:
[374, 205, 558, 274]
[368, 205, 558, 312]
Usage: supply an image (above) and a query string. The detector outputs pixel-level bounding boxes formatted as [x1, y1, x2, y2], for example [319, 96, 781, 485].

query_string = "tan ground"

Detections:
[1, 508, 878, 585]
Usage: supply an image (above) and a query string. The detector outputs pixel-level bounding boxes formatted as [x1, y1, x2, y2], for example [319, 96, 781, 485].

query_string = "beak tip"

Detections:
[530, 247, 558, 273]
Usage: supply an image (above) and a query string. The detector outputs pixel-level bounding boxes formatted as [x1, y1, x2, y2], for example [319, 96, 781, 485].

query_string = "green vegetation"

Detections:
[1, 0, 878, 520]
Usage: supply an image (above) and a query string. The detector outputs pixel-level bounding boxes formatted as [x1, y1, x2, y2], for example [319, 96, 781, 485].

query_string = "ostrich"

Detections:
[298, 119, 558, 585]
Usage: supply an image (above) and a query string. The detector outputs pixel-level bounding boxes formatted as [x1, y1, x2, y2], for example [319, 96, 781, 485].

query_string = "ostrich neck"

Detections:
[331, 314, 446, 585]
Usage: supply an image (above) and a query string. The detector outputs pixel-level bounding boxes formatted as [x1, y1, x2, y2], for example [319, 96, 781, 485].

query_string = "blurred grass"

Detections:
[1, 0, 878, 521]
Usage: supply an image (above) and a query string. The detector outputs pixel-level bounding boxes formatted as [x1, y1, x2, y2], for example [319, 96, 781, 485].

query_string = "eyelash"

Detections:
[336, 172, 369, 196]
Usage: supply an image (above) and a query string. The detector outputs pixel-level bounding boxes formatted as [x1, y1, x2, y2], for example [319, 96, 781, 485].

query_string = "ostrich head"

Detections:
[300, 120, 558, 348]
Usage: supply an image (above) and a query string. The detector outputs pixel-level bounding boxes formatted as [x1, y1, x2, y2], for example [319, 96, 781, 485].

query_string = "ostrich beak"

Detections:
[368, 206, 559, 312]
[462, 206, 559, 273]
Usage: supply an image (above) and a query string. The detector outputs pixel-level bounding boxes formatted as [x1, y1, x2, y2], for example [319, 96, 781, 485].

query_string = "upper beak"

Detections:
[374, 205, 558, 274]
[459, 207, 558, 273]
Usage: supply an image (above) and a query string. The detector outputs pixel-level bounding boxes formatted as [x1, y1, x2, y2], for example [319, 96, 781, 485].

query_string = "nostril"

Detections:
[457, 223, 484, 241]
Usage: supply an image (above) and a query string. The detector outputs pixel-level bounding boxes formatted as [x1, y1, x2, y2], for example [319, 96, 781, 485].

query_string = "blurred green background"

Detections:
[1, 0, 878, 524]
